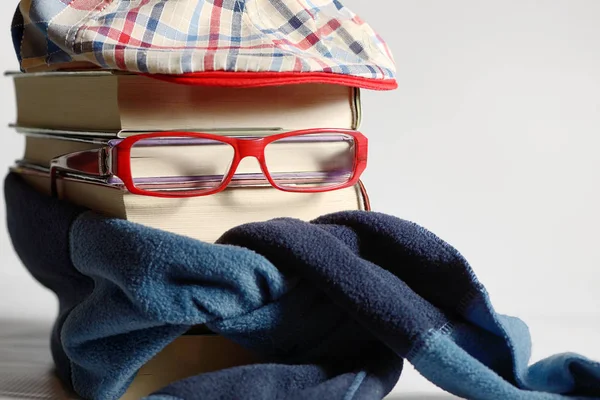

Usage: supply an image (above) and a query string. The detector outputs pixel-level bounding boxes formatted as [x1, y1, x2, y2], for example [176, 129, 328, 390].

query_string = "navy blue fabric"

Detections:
[5, 172, 600, 400]
[4, 173, 93, 386]
[216, 215, 600, 399]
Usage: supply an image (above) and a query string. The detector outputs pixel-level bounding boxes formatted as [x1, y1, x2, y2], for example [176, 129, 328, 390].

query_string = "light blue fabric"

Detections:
[65, 212, 297, 400]
[410, 296, 596, 399]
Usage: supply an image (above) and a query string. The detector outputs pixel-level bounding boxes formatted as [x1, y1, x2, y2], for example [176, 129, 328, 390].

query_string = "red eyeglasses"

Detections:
[49, 129, 368, 198]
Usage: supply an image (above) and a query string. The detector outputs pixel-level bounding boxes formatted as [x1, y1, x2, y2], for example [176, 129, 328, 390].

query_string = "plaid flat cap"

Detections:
[12, 0, 397, 90]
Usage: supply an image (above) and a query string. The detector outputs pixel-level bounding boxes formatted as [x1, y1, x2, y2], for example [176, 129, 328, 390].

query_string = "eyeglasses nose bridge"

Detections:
[236, 137, 265, 160]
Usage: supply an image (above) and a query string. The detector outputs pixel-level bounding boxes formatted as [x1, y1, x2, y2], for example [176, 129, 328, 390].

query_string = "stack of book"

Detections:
[9, 71, 371, 398]
[10, 71, 370, 244]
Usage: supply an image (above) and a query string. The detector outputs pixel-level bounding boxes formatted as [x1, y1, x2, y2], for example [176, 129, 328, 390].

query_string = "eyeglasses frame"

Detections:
[49, 128, 368, 198]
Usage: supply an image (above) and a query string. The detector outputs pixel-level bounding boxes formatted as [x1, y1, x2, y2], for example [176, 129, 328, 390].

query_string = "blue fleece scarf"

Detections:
[4, 172, 600, 400]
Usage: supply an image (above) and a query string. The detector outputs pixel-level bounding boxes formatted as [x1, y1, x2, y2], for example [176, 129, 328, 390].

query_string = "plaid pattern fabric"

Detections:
[12, 0, 396, 85]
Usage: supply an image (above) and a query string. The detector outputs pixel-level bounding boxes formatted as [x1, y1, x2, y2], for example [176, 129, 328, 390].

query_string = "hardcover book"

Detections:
[10, 71, 362, 136]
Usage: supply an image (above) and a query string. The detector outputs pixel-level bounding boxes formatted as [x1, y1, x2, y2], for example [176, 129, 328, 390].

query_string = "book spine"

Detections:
[357, 180, 371, 211]
[352, 88, 363, 130]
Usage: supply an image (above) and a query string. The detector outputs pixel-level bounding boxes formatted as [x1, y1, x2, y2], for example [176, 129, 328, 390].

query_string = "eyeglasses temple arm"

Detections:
[49, 148, 110, 197]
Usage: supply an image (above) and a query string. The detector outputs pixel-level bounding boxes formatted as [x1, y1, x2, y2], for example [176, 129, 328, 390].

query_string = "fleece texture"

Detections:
[5, 172, 600, 400]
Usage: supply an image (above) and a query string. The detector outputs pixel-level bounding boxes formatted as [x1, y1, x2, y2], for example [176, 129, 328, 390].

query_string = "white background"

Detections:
[0, 1, 599, 398]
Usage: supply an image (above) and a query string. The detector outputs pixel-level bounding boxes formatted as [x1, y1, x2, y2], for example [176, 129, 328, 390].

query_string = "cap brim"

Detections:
[142, 71, 398, 91]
